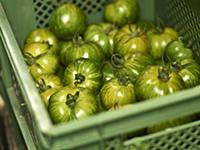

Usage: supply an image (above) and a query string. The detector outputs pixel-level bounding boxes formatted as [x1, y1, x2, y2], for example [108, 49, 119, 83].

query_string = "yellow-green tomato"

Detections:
[48, 86, 97, 124]
[100, 76, 136, 110]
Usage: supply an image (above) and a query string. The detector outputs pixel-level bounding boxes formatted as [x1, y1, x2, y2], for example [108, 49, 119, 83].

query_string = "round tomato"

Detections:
[84, 22, 118, 58]
[59, 37, 105, 66]
[104, 0, 139, 27]
[29, 54, 59, 79]
[147, 27, 178, 60]
[111, 53, 154, 83]
[23, 43, 52, 65]
[170, 59, 200, 88]
[49, 3, 86, 40]
[35, 74, 63, 92]
[64, 58, 102, 93]
[24, 28, 58, 54]
[165, 39, 194, 62]
[135, 65, 185, 101]
[114, 24, 148, 55]
[100, 76, 136, 110]
[48, 86, 97, 124]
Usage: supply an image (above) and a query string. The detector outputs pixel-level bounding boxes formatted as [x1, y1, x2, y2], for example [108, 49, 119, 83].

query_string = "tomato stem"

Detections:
[118, 75, 130, 86]
[171, 62, 182, 72]
[66, 91, 79, 110]
[38, 78, 51, 92]
[73, 35, 83, 45]
[113, 103, 120, 110]
[105, 24, 116, 35]
[158, 66, 170, 82]
[74, 73, 85, 85]
[111, 53, 124, 68]
[24, 53, 35, 65]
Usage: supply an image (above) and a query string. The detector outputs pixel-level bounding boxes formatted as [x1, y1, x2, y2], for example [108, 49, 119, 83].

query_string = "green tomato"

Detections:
[49, 3, 86, 40]
[101, 61, 116, 84]
[59, 37, 105, 66]
[100, 76, 136, 110]
[84, 22, 118, 58]
[147, 115, 193, 133]
[170, 59, 200, 88]
[29, 54, 59, 79]
[40, 88, 60, 108]
[104, 0, 139, 27]
[148, 27, 178, 60]
[135, 65, 185, 101]
[35, 74, 62, 107]
[114, 24, 148, 55]
[24, 28, 58, 54]
[111, 53, 154, 83]
[35, 74, 63, 92]
[48, 86, 97, 124]
[64, 58, 102, 93]
[23, 43, 53, 65]
[165, 39, 194, 62]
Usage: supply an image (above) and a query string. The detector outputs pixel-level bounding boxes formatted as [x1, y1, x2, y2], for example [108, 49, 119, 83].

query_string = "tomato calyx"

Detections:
[118, 75, 131, 86]
[111, 53, 124, 68]
[105, 24, 116, 36]
[128, 24, 145, 38]
[158, 66, 170, 82]
[38, 78, 51, 92]
[66, 91, 79, 109]
[72, 35, 84, 45]
[24, 53, 36, 65]
[74, 73, 85, 85]
[170, 61, 191, 73]
[24, 50, 48, 65]
[113, 103, 120, 110]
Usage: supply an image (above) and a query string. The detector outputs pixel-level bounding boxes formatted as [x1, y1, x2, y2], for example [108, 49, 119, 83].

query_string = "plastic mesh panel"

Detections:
[124, 122, 200, 150]
[166, 0, 200, 61]
[33, 0, 106, 28]
[146, 127, 200, 150]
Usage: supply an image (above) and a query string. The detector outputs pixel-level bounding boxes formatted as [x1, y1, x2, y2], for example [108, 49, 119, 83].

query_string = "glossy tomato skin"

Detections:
[59, 38, 105, 66]
[41, 88, 60, 107]
[64, 58, 102, 93]
[48, 86, 97, 124]
[29, 54, 59, 79]
[114, 24, 148, 55]
[101, 61, 116, 84]
[84, 23, 118, 58]
[35, 74, 63, 107]
[100, 77, 136, 110]
[24, 28, 58, 54]
[135, 65, 185, 101]
[104, 0, 139, 27]
[112, 53, 154, 83]
[35, 74, 63, 90]
[171, 59, 200, 88]
[23, 43, 50, 58]
[148, 27, 178, 60]
[165, 40, 194, 62]
[49, 3, 86, 40]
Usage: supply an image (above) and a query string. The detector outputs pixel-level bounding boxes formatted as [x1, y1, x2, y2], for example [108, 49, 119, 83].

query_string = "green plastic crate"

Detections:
[0, 0, 200, 149]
